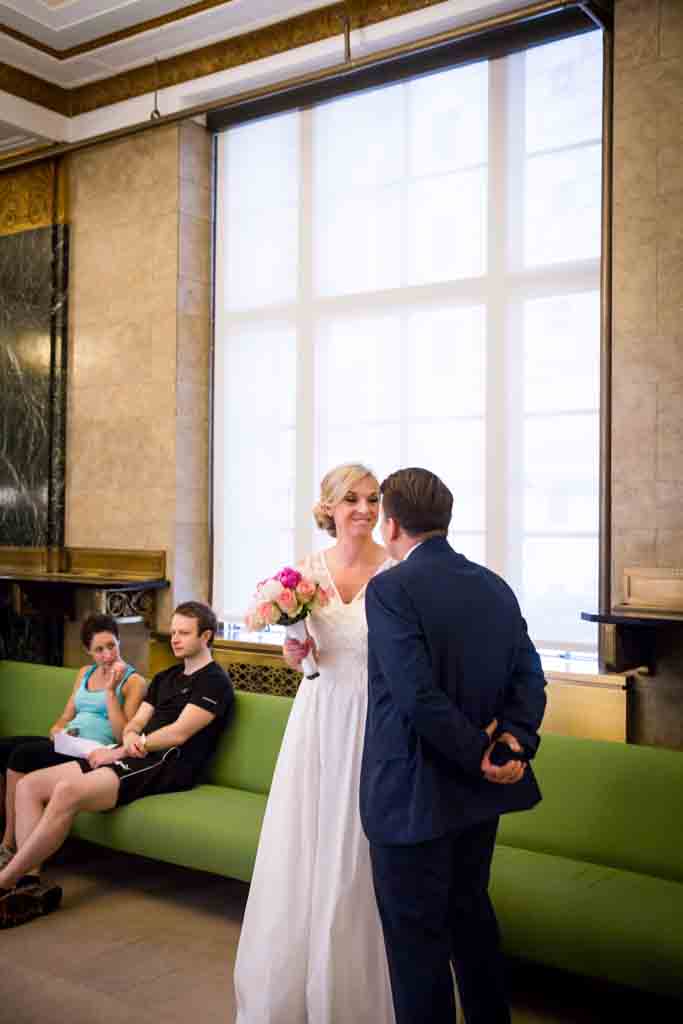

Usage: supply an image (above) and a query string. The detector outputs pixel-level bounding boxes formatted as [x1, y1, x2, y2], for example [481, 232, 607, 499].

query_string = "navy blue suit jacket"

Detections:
[360, 536, 547, 845]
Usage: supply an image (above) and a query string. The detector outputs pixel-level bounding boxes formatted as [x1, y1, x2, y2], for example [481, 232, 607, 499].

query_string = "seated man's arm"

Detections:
[141, 672, 233, 753]
[122, 701, 155, 752]
[143, 704, 216, 752]
[88, 701, 155, 766]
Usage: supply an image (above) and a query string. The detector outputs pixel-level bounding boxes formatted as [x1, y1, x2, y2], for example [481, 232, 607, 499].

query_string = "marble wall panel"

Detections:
[0, 224, 68, 548]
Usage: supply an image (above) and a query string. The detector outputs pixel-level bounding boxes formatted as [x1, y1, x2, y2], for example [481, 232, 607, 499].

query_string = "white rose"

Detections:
[260, 578, 283, 601]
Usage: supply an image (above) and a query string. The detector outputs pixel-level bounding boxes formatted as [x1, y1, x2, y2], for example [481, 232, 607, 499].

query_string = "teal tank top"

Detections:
[65, 663, 136, 746]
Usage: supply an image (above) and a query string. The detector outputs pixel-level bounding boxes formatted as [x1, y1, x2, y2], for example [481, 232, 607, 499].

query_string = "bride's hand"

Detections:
[283, 637, 317, 671]
[283, 638, 308, 669]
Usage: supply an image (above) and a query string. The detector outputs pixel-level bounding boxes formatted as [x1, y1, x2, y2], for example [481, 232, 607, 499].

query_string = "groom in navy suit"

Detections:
[361, 467, 547, 1024]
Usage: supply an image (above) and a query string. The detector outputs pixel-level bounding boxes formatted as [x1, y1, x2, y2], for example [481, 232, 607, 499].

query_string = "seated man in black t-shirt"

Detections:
[0, 602, 233, 927]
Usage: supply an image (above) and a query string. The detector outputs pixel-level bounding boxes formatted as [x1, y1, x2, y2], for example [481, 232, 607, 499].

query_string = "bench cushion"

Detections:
[492, 844, 683, 999]
[73, 784, 266, 883]
[206, 690, 292, 794]
[498, 734, 683, 884]
[0, 661, 76, 736]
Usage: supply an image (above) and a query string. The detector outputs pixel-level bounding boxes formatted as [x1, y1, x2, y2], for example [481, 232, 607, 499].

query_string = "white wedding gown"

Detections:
[234, 550, 396, 1024]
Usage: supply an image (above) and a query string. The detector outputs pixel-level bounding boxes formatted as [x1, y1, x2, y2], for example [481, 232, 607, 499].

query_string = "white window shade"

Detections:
[213, 31, 603, 651]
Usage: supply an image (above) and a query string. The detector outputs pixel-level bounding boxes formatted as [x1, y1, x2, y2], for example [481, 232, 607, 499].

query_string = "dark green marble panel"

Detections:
[0, 223, 68, 547]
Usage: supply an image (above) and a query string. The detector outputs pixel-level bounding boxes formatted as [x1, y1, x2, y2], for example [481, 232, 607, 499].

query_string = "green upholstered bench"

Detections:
[0, 659, 292, 883]
[495, 734, 683, 1000]
[2, 660, 683, 999]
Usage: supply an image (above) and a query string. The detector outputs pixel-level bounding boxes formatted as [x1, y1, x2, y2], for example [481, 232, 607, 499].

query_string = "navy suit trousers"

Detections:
[370, 818, 510, 1024]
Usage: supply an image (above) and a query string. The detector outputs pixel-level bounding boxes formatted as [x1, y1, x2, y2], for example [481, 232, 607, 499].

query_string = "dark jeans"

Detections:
[370, 817, 510, 1024]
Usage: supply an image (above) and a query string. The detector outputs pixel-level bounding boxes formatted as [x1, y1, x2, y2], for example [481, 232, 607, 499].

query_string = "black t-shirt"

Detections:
[145, 661, 234, 777]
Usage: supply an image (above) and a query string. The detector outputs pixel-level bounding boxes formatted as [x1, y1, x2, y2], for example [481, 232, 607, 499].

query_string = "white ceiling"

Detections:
[0, 2, 328, 51]
[0, 1, 331, 87]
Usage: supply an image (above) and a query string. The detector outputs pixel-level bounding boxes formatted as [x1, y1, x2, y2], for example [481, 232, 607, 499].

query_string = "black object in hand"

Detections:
[489, 740, 525, 767]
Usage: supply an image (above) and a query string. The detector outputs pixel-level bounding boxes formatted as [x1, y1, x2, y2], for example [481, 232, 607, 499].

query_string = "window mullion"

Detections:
[295, 106, 315, 562]
[485, 56, 510, 580]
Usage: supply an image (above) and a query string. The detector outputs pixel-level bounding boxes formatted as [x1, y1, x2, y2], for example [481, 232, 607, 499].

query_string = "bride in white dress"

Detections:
[234, 463, 396, 1024]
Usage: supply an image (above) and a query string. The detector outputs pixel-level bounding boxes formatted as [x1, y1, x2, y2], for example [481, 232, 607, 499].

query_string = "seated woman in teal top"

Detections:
[0, 614, 146, 868]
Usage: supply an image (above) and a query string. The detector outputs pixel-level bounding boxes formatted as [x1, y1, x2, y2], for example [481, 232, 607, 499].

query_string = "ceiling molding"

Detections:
[0, 0, 451, 118]
[0, 1, 238, 61]
[0, 59, 70, 114]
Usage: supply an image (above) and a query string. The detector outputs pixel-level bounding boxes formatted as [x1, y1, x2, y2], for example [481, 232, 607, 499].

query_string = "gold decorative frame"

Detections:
[0, 158, 67, 236]
[0, 546, 166, 582]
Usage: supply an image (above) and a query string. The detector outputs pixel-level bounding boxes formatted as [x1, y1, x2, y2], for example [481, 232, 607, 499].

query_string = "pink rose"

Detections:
[257, 601, 281, 625]
[276, 588, 299, 615]
[295, 578, 316, 602]
[245, 612, 262, 632]
[276, 567, 302, 590]
[314, 586, 331, 608]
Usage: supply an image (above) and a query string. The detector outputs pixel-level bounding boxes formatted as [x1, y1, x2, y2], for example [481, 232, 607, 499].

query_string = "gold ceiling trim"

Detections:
[0, 157, 66, 236]
[72, 0, 449, 116]
[0, 60, 70, 115]
[0, 1, 238, 61]
[0, 1, 449, 119]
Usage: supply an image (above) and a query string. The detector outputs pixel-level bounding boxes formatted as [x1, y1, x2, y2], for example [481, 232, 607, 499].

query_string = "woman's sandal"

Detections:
[0, 879, 63, 928]
[0, 886, 43, 928]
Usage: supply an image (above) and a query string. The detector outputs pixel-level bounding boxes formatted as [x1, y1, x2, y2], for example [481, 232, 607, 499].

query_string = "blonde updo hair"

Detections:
[313, 463, 378, 538]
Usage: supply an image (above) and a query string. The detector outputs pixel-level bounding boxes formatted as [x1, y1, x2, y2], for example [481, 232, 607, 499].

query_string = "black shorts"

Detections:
[86, 747, 193, 807]
[1, 737, 84, 775]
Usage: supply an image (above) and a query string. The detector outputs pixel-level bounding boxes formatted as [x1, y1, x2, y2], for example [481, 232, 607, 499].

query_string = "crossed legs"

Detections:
[0, 761, 119, 890]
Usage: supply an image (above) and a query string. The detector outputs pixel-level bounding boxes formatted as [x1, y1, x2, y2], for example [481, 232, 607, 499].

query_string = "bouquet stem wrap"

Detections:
[286, 620, 319, 679]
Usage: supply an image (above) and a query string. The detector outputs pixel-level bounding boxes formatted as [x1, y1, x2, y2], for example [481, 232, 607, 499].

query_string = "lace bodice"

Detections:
[301, 550, 394, 688]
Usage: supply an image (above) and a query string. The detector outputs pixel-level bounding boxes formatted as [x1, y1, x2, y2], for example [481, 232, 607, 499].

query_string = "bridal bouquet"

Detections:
[245, 567, 330, 678]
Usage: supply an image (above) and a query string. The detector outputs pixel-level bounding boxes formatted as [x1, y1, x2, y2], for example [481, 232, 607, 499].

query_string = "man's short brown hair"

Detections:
[173, 602, 218, 645]
[380, 468, 453, 537]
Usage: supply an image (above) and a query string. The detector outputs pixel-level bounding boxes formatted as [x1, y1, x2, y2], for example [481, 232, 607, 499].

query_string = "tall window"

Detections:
[214, 31, 603, 651]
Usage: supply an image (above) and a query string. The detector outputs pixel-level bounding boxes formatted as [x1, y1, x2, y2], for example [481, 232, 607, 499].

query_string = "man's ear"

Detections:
[385, 516, 400, 543]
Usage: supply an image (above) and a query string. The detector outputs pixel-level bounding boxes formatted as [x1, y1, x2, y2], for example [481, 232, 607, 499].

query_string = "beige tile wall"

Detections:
[174, 122, 212, 606]
[65, 122, 212, 626]
[612, 0, 683, 595]
[613, 0, 683, 747]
